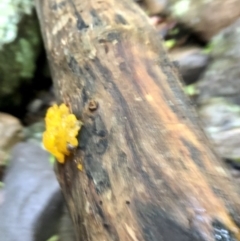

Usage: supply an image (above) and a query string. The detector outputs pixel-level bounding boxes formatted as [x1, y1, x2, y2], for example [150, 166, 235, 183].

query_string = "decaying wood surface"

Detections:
[35, 0, 240, 240]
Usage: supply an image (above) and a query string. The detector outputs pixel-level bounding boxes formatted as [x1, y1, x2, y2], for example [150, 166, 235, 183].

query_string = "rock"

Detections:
[142, 0, 168, 15]
[169, 47, 209, 85]
[0, 113, 23, 165]
[196, 19, 240, 104]
[24, 90, 55, 125]
[0, 0, 41, 110]
[149, 16, 177, 38]
[198, 98, 240, 161]
[23, 121, 45, 145]
[0, 142, 64, 241]
[165, 0, 240, 41]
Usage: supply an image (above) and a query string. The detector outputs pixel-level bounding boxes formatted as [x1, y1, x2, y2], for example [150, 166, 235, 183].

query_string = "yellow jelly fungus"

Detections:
[43, 103, 82, 163]
[77, 163, 83, 171]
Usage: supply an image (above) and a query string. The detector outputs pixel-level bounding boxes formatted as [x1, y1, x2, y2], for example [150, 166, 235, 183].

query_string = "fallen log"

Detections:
[35, 0, 240, 240]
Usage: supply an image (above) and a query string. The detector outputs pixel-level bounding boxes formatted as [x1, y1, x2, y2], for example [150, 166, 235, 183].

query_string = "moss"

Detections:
[0, 0, 41, 109]
[16, 38, 35, 78]
[0, 0, 34, 48]
[202, 42, 214, 54]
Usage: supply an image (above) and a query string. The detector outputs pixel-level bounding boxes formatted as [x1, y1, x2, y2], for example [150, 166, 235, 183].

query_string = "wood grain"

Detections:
[35, 0, 240, 240]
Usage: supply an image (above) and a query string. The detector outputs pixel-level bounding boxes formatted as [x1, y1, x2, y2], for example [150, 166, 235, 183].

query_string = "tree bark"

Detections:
[35, 0, 240, 241]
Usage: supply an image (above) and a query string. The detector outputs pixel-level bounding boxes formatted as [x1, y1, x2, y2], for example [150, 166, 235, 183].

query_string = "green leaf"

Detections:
[164, 39, 176, 49]
[46, 235, 59, 241]
[49, 154, 55, 165]
[202, 42, 214, 54]
[184, 84, 198, 96]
